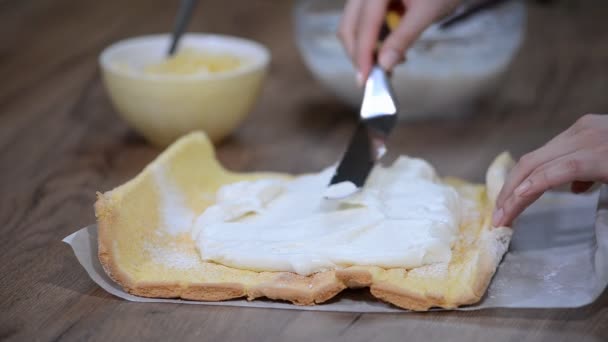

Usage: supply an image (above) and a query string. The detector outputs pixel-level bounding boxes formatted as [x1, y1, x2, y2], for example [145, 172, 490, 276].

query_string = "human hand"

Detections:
[338, 0, 461, 86]
[493, 114, 608, 227]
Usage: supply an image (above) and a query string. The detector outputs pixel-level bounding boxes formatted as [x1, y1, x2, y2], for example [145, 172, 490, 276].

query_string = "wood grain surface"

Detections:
[1, 0, 607, 341]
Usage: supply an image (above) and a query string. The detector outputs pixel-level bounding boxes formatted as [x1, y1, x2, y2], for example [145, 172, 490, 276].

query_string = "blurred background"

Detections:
[2, 0, 607, 188]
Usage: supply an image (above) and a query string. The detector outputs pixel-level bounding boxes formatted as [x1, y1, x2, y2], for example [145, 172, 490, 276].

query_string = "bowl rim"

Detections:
[99, 33, 270, 82]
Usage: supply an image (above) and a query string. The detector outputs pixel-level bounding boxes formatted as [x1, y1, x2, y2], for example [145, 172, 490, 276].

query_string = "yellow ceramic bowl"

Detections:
[99, 34, 270, 146]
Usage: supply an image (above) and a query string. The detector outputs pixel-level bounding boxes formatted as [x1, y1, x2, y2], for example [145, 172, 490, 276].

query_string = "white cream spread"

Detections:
[191, 157, 462, 275]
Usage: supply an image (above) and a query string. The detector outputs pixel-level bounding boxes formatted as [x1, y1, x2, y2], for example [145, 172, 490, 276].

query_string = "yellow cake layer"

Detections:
[95, 132, 513, 310]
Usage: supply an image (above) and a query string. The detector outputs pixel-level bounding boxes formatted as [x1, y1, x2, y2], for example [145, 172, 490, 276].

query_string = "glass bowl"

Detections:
[294, 0, 526, 120]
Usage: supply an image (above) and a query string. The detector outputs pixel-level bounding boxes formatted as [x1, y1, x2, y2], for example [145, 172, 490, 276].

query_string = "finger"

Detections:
[518, 152, 601, 199]
[495, 130, 583, 210]
[496, 152, 603, 226]
[493, 191, 543, 228]
[337, 0, 365, 60]
[571, 180, 595, 194]
[355, 0, 389, 83]
[377, 3, 436, 71]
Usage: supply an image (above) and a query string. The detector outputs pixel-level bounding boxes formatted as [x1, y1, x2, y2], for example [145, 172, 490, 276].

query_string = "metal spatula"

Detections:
[325, 15, 399, 199]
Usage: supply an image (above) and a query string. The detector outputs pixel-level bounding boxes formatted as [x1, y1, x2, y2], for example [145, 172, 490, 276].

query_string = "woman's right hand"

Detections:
[338, 0, 461, 86]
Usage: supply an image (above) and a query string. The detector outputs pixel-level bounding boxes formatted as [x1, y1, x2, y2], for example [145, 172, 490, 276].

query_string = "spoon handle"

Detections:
[168, 0, 198, 56]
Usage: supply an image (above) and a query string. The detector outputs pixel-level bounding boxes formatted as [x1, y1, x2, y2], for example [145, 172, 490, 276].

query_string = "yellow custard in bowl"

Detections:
[144, 48, 242, 75]
[99, 34, 270, 147]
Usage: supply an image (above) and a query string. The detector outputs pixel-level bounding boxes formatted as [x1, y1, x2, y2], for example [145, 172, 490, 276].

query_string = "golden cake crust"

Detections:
[95, 132, 513, 311]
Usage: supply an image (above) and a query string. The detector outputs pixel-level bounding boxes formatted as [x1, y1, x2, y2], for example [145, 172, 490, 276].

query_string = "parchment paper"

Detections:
[64, 187, 608, 312]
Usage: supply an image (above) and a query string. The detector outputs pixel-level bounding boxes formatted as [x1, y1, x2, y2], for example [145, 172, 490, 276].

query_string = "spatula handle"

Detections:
[373, 1, 404, 62]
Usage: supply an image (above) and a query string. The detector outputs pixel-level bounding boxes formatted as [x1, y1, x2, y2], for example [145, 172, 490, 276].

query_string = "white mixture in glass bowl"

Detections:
[294, 0, 526, 119]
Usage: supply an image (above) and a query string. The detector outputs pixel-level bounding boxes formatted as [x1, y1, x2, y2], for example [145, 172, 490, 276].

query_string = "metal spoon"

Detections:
[168, 0, 198, 56]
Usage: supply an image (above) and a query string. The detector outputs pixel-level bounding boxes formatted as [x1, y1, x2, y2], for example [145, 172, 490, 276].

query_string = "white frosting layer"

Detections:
[191, 157, 461, 275]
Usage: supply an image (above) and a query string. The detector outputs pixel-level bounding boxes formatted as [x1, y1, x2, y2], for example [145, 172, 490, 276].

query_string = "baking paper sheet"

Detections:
[64, 187, 608, 312]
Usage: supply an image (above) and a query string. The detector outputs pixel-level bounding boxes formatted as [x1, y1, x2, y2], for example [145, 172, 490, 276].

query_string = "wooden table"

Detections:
[1, 0, 607, 341]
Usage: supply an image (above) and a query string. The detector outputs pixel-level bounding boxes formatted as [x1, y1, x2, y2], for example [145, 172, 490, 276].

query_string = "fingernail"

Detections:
[514, 180, 531, 196]
[379, 49, 400, 71]
[356, 72, 364, 87]
[492, 208, 504, 227]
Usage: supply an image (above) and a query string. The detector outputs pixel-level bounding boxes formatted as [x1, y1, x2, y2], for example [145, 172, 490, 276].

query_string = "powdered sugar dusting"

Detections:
[459, 194, 481, 224]
[145, 242, 200, 270]
[152, 165, 196, 235]
[408, 262, 448, 278]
